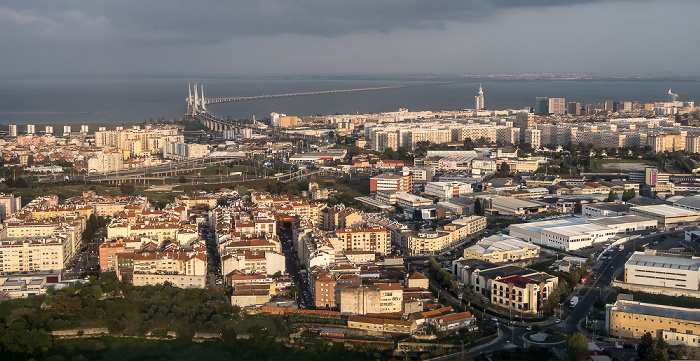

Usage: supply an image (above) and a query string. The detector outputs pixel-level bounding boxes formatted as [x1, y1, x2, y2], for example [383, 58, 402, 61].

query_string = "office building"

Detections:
[548, 98, 566, 115]
[568, 102, 581, 115]
[607, 298, 700, 346]
[624, 250, 700, 290]
[424, 181, 472, 199]
[535, 97, 549, 115]
[370, 172, 414, 194]
[629, 205, 700, 227]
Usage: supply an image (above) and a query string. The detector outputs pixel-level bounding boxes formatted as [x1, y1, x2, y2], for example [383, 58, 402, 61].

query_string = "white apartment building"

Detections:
[163, 142, 209, 160]
[87, 153, 124, 174]
[0, 238, 66, 274]
[425, 181, 472, 199]
[221, 250, 285, 276]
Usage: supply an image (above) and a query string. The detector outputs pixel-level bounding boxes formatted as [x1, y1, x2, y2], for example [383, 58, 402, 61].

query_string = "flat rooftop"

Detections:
[613, 300, 700, 323]
[542, 223, 612, 237]
[491, 196, 547, 209]
[511, 217, 588, 234]
[631, 205, 699, 217]
[585, 203, 630, 212]
[626, 251, 700, 271]
[587, 215, 656, 226]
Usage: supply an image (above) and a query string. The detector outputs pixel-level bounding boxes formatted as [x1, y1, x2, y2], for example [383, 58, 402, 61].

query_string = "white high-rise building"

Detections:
[548, 98, 566, 115]
[27, 124, 35, 135]
[63, 126, 71, 136]
[45, 126, 53, 135]
[81, 125, 89, 133]
[475, 85, 485, 110]
[8, 124, 17, 137]
[270, 112, 281, 127]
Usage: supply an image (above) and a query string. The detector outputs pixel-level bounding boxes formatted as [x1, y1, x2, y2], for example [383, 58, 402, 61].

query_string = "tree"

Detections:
[14, 177, 27, 188]
[675, 345, 700, 360]
[26, 154, 34, 166]
[49, 292, 83, 316]
[179, 175, 187, 183]
[622, 188, 636, 202]
[495, 162, 511, 178]
[606, 190, 618, 202]
[638, 332, 669, 361]
[474, 199, 482, 216]
[120, 183, 135, 195]
[0, 319, 52, 355]
[566, 332, 589, 361]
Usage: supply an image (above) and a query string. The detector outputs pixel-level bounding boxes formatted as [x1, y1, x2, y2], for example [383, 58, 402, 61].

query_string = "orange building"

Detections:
[314, 272, 337, 309]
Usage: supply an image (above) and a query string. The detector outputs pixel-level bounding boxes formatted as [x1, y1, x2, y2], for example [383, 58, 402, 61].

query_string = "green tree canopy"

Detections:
[638, 332, 669, 361]
[606, 190, 618, 202]
[622, 188, 636, 202]
[120, 183, 135, 195]
[566, 332, 589, 361]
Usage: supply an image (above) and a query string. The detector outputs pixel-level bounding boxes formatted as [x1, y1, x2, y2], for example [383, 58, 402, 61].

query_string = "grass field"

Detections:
[590, 158, 660, 173]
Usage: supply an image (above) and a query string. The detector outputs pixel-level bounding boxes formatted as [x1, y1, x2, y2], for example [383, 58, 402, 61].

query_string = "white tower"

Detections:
[193, 83, 199, 115]
[200, 84, 206, 112]
[63, 126, 71, 136]
[45, 126, 53, 134]
[27, 124, 35, 135]
[9, 124, 17, 137]
[475, 84, 485, 110]
[187, 83, 193, 116]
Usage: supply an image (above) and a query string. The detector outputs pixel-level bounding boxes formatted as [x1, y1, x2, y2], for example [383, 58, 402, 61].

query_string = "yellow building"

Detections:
[607, 299, 700, 347]
[333, 226, 390, 255]
[280, 116, 299, 127]
[464, 234, 540, 263]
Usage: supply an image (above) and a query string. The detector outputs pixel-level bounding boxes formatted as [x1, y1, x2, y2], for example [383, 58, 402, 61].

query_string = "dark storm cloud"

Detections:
[0, 0, 614, 43]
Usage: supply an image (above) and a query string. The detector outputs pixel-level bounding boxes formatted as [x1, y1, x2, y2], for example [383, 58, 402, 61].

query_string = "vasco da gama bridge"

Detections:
[185, 82, 408, 137]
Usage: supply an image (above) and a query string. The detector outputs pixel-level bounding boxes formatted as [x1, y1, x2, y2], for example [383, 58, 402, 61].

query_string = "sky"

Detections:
[1, 0, 699, 78]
